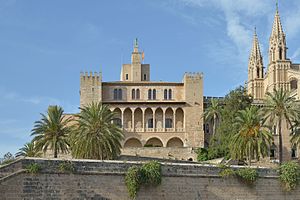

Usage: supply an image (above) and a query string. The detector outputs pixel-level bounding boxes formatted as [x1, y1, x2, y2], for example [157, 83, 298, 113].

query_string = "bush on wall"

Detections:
[279, 161, 300, 191]
[125, 161, 162, 199]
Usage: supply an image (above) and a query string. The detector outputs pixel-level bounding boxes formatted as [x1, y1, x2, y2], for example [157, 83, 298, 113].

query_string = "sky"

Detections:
[1, 0, 300, 157]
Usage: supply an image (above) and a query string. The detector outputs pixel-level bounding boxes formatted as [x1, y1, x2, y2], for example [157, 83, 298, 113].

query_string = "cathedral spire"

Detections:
[269, 1, 287, 62]
[250, 27, 262, 62]
[248, 28, 264, 79]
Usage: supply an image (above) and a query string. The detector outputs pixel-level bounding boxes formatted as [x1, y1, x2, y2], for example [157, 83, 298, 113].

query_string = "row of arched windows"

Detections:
[132, 89, 140, 100]
[113, 88, 173, 100]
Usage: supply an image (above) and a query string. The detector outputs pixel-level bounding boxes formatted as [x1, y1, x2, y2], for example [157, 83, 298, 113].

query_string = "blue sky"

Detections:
[1, 0, 300, 157]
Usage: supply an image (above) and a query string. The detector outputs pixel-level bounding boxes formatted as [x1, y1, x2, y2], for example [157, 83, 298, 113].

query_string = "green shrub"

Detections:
[58, 161, 75, 173]
[125, 161, 162, 199]
[125, 166, 141, 199]
[279, 161, 300, 191]
[236, 168, 258, 184]
[26, 163, 41, 173]
[219, 168, 235, 178]
[196, 148, 209, 161]
[140, 161, 161, 185]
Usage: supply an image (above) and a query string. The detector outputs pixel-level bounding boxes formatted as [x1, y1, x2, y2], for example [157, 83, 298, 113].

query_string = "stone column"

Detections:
[173, 109, 176, 130]
[153, 108, 156, 130]
[142, 108, 145, 132]
[132, 108, 135, 131]
[121, 109, 124, 129]
[162, 108, 166, 131]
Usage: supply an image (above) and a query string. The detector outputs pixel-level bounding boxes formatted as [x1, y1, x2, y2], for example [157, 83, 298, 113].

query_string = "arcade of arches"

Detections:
[111, 106, 185, 148]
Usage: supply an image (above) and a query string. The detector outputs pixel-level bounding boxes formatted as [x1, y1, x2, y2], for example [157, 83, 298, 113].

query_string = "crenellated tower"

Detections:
[247, 28, 264, 100]
[80, 71, 102, 107]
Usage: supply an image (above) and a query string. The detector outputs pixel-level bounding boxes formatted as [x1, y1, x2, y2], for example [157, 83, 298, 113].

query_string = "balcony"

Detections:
[124, 127, 185, 133]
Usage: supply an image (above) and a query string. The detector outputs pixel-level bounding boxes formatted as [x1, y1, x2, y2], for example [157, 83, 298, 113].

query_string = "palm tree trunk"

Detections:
[248, 145, 251, 166]
[278, 118, 283, 164]
[213, 115, 217, 135]
[54, 143, 58, 158]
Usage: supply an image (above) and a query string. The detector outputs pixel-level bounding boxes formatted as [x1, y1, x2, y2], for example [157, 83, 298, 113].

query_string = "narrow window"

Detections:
[144, 74, 147, 81]
[153, 89, 156, 100]
[164, 89, 168, 100]
[113, 89, 118, 100]
[292, 145, 297, 158]
[126, 74, 129, 80]
[279, 47, 282, 60]
[148, 89, 152, 100]
[206, 123, 209, 134]
[132, 89, 135, 99]
[256, 68, 259, 78]
[168, 89, 172, 100]
[118, 89, 122, 100]
[136, 89, 140, 99]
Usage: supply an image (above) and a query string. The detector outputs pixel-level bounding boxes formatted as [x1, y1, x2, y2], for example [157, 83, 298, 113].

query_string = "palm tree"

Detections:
[70, 102, 124, 160]
[31, 105, 73, 158]
[231, 106, 273, 166]
[263, 88, 299, 163]
[203, 98, 222, 135]
[15, 142, 42, 157]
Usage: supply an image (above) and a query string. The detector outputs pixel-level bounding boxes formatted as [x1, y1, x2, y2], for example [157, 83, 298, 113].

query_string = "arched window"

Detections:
[118, 89, 122, 100]
[279, 47, 282, 60]
[136, 89, 140, 99]
[256, 68, 259, 78]
[148, 89, 152, 100]
[290, 79, 298, 91]
[113, 89, 118, 100]
[168, 89, 172, 100]
[132, 89, 136, 99]
[153, 89, 156, 100]
[164, 89, 168, 100]
[113, 118, 122, 127]
[148, 118, 153, 128]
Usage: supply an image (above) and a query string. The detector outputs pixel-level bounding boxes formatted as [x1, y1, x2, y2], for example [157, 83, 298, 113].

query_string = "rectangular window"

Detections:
[144, 74, 147, 80]
[126, 74, 129, 80]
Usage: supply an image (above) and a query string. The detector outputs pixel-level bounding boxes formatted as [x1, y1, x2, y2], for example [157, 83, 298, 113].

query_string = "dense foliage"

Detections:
[31, 105, 73, 158]
[231, 106, 273, 165]
[26, 163, 41, 173]
[236, 168, 258, 184]
[206, 86, 253, 160]
[70, 103, 124, 160]
[125, 161, 161, 199]
[263, 88, 299, 163]
[279, 161, 300, 191]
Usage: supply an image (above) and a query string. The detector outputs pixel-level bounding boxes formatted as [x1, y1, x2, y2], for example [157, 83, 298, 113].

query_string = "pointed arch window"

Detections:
[118, 89, 122, 100]
[113, 89, 118, 100]
[148, 89, 152, 100]
[153, 89, 156, 100]
[136, 89, 140, 99]
[132, 89, 136, 99]
[164, 89, 168, 100]
[168, 89, 172, 100]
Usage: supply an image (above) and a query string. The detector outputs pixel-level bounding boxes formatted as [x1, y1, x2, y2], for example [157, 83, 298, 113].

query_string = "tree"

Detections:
[70, 102, 124, 160]
[31, 105, 73, 158]
[263, 88, 299, 163]
[15, 142, 42, 157]
[208, 86, 252, 159]
[203, 98, 222, 135]
[231, 106, 273, 165]
[1, 152, 15, 165]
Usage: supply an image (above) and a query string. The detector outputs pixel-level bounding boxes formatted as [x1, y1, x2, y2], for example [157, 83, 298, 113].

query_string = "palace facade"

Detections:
[247, 6, 299, 161]
[80, 40, 204, 160]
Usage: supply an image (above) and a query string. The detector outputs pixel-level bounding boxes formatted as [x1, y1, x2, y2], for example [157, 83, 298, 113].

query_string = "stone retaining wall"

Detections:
[0, 158, 299, 200]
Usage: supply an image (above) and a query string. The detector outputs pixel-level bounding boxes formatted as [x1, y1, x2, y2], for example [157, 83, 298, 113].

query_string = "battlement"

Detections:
[183, 72, 203, 80]
[80, 71, 102, 80]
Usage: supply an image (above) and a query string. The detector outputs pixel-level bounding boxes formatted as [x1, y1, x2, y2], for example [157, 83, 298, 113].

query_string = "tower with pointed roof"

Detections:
[246, 2, 300, 161]
[247, 28, 264, 100]
[120, 38, 150, 82]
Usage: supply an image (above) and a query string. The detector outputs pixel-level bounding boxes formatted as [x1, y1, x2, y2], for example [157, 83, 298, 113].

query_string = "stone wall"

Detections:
[1, 158, 300, 200]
